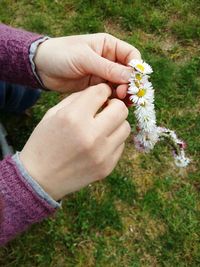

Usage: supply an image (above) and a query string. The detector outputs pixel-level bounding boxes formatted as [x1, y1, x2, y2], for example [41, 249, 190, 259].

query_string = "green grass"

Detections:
[0, 0, 200, 266]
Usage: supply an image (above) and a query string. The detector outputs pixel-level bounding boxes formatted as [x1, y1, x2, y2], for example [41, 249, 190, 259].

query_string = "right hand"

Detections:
[20, 84, 131, 201]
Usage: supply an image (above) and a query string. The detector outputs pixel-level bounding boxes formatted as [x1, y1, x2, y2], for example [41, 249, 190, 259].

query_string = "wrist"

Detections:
[19, 150, 61, 202]
[32, 37, 50, 90]
[12, 152, 61, 208]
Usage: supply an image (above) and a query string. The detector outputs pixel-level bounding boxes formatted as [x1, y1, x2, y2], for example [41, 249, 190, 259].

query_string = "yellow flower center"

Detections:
[135, 80, 140, 88]
[136, 64, 145, 72]
[137, 89, 146, 97]
[135, 73, 142, 80]
[141, 102, 146, 107]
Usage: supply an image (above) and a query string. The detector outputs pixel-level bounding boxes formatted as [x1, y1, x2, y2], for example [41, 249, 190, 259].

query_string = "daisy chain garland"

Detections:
[128, 59, 190, 168]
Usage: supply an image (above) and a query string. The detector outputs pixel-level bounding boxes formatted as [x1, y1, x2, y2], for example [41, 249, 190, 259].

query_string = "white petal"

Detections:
[128, 59, 142, 68]
[143, 62, 153, 74]
[134, 131, 158, 151]
[129, 94, 139, 104]
[143, 81, 153, 90]
[143, 89, 155, 103]
[138, 119, 157, 133]
[174, 155, 190, 167]
[127, 85, 139, 94]
[141, 75, 150, 84]
[137, 97, 146, 105]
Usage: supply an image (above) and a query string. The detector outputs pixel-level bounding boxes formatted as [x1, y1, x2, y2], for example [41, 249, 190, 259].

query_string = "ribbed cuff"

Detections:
[29, 36, 50, 90]
[12, 152, 61, 209]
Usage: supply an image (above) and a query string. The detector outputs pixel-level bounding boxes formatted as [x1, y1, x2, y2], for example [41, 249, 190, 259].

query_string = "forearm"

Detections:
[0, 156, 56, 246]
[0, 24, 43, 88]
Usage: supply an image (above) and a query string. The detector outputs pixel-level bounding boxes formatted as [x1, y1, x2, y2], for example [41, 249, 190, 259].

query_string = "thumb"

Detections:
[85, 51, 132, 84]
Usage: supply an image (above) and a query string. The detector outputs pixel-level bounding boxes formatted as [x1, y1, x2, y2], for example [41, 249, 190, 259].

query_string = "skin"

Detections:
[34, 33, 141, 99]
[20, 33, 141, 200]
[20, 84, 131, 200]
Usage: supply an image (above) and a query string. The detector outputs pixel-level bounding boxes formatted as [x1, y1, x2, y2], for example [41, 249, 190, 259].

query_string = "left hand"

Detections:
[34, 33, 141, 99]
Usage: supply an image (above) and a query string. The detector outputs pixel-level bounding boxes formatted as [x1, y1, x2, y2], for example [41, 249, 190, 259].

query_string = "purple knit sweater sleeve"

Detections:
[0, 24, 43, 88]
[0, 156, 56, 246]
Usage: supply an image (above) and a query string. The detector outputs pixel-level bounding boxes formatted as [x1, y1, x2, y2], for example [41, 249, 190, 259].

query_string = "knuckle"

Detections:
[56, 110, 67, 124]
[114, 99, 129, 118]
[96, 162, 112, 180]
[92, 152, 104, 166]
[99, 32, 111, 39]
[134, 47, 141, 59]
[104, 32, 111, 38]
[124, 120, 131, 135]
[79, 135, 94, 151]
[121, 142, 125, 151]
[102, 162, 113, 177]
[94, 83, 111, 99]
[45, 108, 54, 118]
[56, 109, 76, 126]
[119, 143, 125, 156]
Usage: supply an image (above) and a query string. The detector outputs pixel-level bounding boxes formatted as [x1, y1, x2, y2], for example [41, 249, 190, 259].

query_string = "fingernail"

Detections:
[121, 69, 132, 82]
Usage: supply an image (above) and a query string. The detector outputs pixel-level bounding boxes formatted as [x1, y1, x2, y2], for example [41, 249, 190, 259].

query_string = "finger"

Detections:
[86, 34, 141, 84]
[43, 91, 82, 119]
[58, 76, 106, 92]
[95, 98, 129, 136]
[116, 84, 128, 99]
[72, 83, 112, 116]
[85, 51, 133, 84]
[100, 34, 141, 65]
[90, 33, 141, 64]
[114, 37, 141, 65]
[109, 142, 125, 169]
[108, 120, 131, 148]
[116, 85, 134, 107]
[107, 82, 128, 100]
[114, 142, 125, 159]
[97, 143, 125, 181]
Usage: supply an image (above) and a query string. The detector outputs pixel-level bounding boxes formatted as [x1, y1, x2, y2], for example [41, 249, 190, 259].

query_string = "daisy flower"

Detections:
[137, 117, 156, 133]
[174, 153, 190, 168]
[127, 84, 139, 95]
[135, 104, 156, 132]
[157, 127, 190, 167]
[135, 103, 156, 120]
[129, 72, 149, 83]
[134, 131, 158, 152]
[127, 59, 190, 167]
[129, 87, 154, 105]
[129, 59, 153, 75]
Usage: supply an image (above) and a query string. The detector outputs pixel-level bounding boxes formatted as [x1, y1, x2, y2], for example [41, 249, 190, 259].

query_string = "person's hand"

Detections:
[34, 33, 141, 99]
[20, 83, 131, 201]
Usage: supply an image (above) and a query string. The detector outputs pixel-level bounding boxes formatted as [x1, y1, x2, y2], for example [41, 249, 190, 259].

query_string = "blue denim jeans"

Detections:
[0, 81, 41, 114]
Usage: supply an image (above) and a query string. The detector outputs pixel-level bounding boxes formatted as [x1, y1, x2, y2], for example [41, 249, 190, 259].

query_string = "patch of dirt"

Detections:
[144, 217, 166, 240]
[160, 35, 178, 52]
[140, 252, 158, 267]
[138, 30, 158, 43]
[76, 239, 96, 267]
[120, 141, 155, 195]
[104, 19, 129, 39]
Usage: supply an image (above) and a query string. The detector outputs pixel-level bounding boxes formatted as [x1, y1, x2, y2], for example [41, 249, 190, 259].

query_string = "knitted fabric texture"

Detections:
[0, 156, 56, 246]
[0, 24, 43, 88]
[0, 193, 3, 226]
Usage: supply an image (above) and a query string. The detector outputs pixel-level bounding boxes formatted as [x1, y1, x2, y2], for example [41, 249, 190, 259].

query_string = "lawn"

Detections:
[0, 0, 200, 266]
